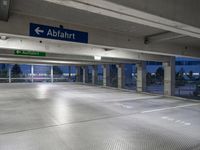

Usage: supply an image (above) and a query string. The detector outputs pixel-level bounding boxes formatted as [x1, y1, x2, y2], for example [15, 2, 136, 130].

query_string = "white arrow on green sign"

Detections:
[14, 50, 46, 57]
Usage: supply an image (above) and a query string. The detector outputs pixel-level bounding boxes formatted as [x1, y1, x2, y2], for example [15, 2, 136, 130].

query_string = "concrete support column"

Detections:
[117, 64, 125, 89]
[76, 66, 81, 82]
[50, 65, 53, 83]
[103, 64, 110, 87]
[92, 65, 98, 85]
[31, 65, 34, 83]
[136, 62, 146, 92]
[82, 66, 88, 84]
[163, 57, 175, 96]
[8, 65, 11, 83]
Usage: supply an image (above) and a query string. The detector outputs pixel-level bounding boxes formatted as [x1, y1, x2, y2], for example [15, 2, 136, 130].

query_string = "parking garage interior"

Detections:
[0, 0, 200, 149]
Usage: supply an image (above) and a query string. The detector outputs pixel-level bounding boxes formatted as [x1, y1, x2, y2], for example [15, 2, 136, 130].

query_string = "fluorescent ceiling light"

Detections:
[94, 55, 101, 61]
[0, 35, 7, 40]
[3, 0, 8, 6]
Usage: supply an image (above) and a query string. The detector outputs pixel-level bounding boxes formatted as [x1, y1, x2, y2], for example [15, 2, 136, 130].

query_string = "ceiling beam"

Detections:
[0, 56, 86, 65]
[0, 36, 170, 63]
[0, 13, 199, 59]
[0, 49, 139, 64]
[43, 0, 200, 39]
[145, 32, 187, 44]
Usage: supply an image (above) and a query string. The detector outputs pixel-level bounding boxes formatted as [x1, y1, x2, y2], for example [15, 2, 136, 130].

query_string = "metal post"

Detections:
[51, 65, 53, 83]
[76, 66, 81, 82]
[103, 64, 110, 87]
[8, 64, 11, 83]
[31, 65, 34, 83]
[82, 66, 86, 84]
[92, 65, 97, 85]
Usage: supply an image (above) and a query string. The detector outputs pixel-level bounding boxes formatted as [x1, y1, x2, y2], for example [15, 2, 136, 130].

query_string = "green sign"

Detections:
[14, 50, 46, 57]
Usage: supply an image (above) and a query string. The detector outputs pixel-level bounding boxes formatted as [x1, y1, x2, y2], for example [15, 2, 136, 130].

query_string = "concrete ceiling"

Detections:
[166, 36, 200, 48]
[0, 0, 199, 62]
[107, 0, 200, 28]
[32, 0, 200, 38]
[10, 0, 164, 37]
[10, 0, 200, 48]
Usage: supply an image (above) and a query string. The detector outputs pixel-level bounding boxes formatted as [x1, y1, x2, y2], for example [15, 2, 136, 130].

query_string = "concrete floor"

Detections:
[0, 83, 200, 150]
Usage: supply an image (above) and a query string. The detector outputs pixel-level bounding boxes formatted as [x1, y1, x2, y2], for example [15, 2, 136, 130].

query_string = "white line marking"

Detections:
[114, 103, 133, 109]
[103, 96, 162, 103]
[161, 116, 192, 126]
[141, 103, 200, 113]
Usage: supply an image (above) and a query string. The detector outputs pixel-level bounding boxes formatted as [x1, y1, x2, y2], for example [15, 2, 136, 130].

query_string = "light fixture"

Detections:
[0, 35, 7, 40]
[3, 0, 8, 6]
[94, 55, 101, 61]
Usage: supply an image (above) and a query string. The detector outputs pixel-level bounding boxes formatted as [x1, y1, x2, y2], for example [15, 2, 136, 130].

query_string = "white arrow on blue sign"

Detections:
[29, 23, 88, 44]
[35, 27, 44, 35]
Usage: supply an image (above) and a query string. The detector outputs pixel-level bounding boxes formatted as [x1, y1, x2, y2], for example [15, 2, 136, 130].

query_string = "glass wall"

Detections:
[145, 61, 164, 94]
[110, 64, 118, 87]
[11, 64, 32, 83]
[33, 65, 51, 82]
[124, 64, 136, 90]
[1, 59, 199, 100]
[97, 65, 103, 85]
[175, 57, 200, 99]
[0, 64, 80, 83]
[53, 66, 68, 82]
[0, 64, 9, 83]
[79, 67, 83, 82]
[70, 66, 76, 82]
[1, 56, 200, 101]
[86, 66, 93, 83]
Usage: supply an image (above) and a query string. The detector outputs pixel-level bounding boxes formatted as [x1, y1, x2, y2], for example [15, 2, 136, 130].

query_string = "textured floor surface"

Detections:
[0, 83, 199, 150]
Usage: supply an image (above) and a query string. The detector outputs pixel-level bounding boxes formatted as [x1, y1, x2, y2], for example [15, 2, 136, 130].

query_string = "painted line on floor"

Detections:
[141, 103, 200, 113]
[1, 103, 199, 136]
[102, 96, 163, 103]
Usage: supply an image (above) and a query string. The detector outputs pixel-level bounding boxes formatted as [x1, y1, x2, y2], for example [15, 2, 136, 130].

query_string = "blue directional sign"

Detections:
[29, 23, 88, 44]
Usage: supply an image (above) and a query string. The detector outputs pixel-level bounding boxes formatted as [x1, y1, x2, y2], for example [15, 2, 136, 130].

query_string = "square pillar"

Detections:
[8, 65, 11, 83]
[51, 65, 53, 83]
[103, 64, 110, 87]
[136, 62, 146, 92]
[82, 66, 88, 84]
[163, 57, 175, 96]
[117, 64, 125, 89]
[31, 65, 34, 83]
[76, 66, 81, 82]
[92, 65, 98, 85]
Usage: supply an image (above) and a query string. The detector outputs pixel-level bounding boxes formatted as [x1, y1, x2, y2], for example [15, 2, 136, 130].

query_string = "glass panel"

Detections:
[0, 64, 9, 83]
[97, 65, 103, 85]
[175, 57, 200, 100]
[70, 66, 76, 82]
[33, 65, 51, 82]
[87, 66, 92, 83]
[53, 65, 77, 82]
[0, 64, 9, 78]
[110, 64, 118, 87]
[145, 61, 164, 94]
[53, 66, 68, 82]
[11, 64, 32, 83]
[79, 67, 83, 82]
[124, 64, 136, 90]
